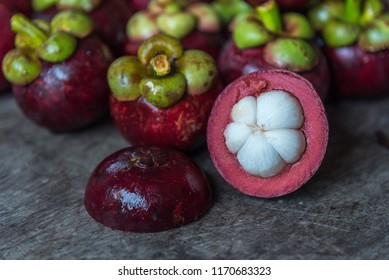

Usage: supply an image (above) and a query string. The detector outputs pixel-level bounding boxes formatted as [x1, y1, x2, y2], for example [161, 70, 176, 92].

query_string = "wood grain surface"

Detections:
[0, 92, 388, 259]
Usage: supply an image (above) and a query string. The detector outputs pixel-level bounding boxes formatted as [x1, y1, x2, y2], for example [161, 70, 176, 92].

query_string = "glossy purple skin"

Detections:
[32, 0, 132, 54]
[0, 4, 14, 93]
[84, 146, 212, 232]
[110, 80, 222, 152]
[0, 0, 31, 14]
[325, 45, 389, 99]
[12, 36, 113, 132]
[218, 39, 330, 100]
[124, 31, 224, 61]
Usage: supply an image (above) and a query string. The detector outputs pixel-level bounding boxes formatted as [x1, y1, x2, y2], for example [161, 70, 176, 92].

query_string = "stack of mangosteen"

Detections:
[1, 0, 388, 233]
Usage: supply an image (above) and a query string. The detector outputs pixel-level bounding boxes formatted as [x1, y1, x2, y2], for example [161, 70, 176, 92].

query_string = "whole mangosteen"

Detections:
[0, 4, 14, 93]
[108, 34, 222, 152]
[84, 146, 213, 232]
[2, 11, 114, 131]
[218, 0, 330, 100]
[309, 0, 389, 98]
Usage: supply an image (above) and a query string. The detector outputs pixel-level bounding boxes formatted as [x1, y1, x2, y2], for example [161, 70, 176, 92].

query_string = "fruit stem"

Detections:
[256, 0, 283, 34]
[344, 0, 362, 25]
[11, 14, 49, 48]
[150, 54, 172, 77]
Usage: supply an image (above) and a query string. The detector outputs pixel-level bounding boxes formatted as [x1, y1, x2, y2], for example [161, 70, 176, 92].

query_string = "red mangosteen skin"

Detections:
[124, 31, 224, 61]
[84, 146, 212, 232]
[32, 0, 132, 54]
[110, 80, 223, 152]
[218, 39, 330, 100]
[0, 0, 32, 14]
[12, 36, 113, 132]
[325, 45, 389, 99]
[0, 4, 14, 93]
[207, 69, 328, 198]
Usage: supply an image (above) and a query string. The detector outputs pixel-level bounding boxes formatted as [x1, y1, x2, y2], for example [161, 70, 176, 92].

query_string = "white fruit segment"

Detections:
[224, 90, 306, 178]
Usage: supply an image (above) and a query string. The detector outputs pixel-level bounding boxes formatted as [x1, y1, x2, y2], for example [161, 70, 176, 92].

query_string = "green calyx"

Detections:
[231, 1, 314, 49]
[140, 73, 187, 109]
[233, 19, 271, 49]
[51, 10, 94, 38]
[156, 12, 197, 39]
[3, 11, 92, 85]
[359, 15, 389, 52]
[148, 0, 187, 14]
[108, 35, 218, 109]
[322, 19, 360, 48]
[264, 38, 318, 72]
[283, 13, 315, 40]
[309, 0, 389, 51]
[37, 32, 77, 63]
[2, 49, 42, 85]
[212, 0, 253, 25]
[32, 0, 102, 12]
[176, 50, 217, 95]
[108, 57, 146, 101]
[126, 12, 159, 42]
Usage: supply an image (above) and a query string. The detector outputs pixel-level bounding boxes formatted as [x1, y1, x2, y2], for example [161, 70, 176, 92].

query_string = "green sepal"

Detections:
[212, 0, 253, 25]
[37, 32, 77, 63]
[307, 0, 344, 31]
[11, 14, 49, 48]
[322, 19, 360, 48]
[107, 56, 146, 101]
[2, 49, 42, 85]
[264, 38, 318, 72]
[156, 12, 197, 39]
[126, 12, 159, 41]
[176, 50, 217, 96]
[359, 15, 389, 52]
[51, 10, 94, 38]
[256, 0, 283, 34]
[32, 0, 57, 11]
[138, 34, 184, 66]
[360, 0, 384, 26]
[140, 72, 187, 109]
[15, 19, 51, 49]
[233, 20, 271, 49]
[57, 0, 102, 12]
[282, 13, 315, 40]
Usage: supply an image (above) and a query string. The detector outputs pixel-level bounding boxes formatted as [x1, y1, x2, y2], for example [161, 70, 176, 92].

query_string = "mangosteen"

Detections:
[218, 0, 330, 100]
[124, 0, 223, 60]
[84, 146, 212, 232]
[308, 0, 389, 98]
[31, 0, 132, 54]
[2, 11, 114, 131]
[0, 0, 32, 14]
[108, 34, 222, 152]
[207, 69, 328, 198]
[0, 4, 14, 93]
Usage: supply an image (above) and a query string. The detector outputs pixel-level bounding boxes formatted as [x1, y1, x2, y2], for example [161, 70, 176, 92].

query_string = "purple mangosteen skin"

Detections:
[84, 146, 212, 232]
[0, 4, 14, 92]
[218, 39, 330, 100]
[0, 0, 32, 14]
[12, 36, 113, 132]
[325, 45, 389, 98]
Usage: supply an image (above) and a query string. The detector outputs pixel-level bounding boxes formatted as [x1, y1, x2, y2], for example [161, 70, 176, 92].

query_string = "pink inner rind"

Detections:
[207, 69, 328, 198]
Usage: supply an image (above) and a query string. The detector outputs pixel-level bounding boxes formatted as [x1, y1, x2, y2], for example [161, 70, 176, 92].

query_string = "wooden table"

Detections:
[1, 92, 388, 259]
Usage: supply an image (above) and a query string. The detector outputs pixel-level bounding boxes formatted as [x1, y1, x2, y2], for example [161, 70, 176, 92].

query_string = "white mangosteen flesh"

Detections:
[224, 90, 306, 178]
